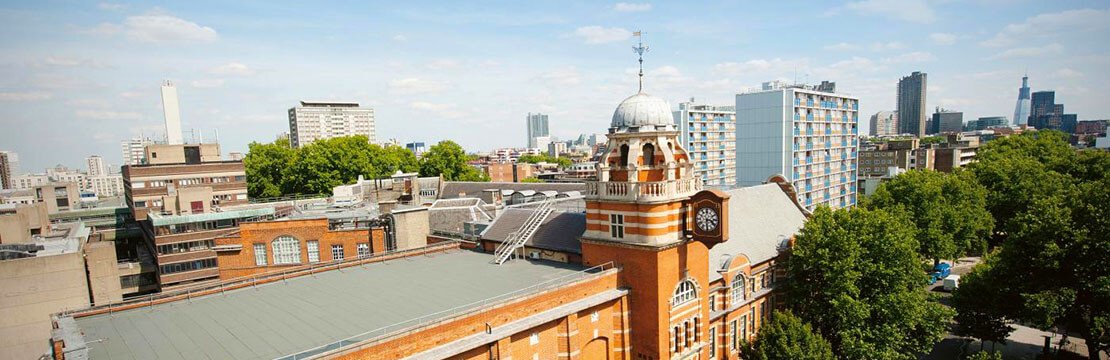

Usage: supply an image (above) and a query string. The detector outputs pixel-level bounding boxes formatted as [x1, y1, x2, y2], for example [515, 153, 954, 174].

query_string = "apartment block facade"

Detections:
[288, 101, 376, 147]
[897, 71, 927, 137]
[675, 101, 737, 187]
[736, 85, 859, 211]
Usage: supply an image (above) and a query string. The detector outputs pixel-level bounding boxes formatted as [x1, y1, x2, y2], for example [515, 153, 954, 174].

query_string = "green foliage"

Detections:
[865, 169, 994, 263]
[519, 177, 544, 183]
[518, 153, 572, 168]
[419, 140, 489, 182]
[243, 138, 294, 198]
[740, 310, 835, 360]
[783, 206, 953, 359]
[965, 351, 1003, 360]
[920, 135, 947, 145]
[951, 257, 1014, 344]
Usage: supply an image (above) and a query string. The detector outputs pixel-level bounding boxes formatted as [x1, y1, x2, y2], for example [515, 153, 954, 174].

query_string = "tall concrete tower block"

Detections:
[161, 80, 184, 145]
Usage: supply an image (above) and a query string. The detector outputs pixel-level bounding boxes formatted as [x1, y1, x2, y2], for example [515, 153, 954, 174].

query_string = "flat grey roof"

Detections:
[71, 251, 588, 360]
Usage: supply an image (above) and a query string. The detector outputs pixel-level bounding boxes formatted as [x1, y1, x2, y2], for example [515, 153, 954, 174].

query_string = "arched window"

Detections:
[619, 144, 630, 167]
[672, 279, 698, 307]
[731, 274, 746, 303]
[642, 143, 655, 166]
[271, 236, 301, 265]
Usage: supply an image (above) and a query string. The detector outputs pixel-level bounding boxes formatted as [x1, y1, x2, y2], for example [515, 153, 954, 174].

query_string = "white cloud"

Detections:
[426, 59, 461, 70]
[97, 3, 125, 11]
[824, 42, 861, 51]
[981, 8, 1110, 47]
[614, 2, 652, 12]
[92, 14, 219, 44]
[846, 0, 936, 23]
[573, 26, 632, 44]
[190, 79, 225, 88]
[392, 34, 407, 42]
[409, 101, 467, 119]
[119, 91, 144, 98]
[1053, 68, 1083, 78]
[389, 78, 448, 95]
[538, 67, 582, 85]
[714, 58, 809, 76]
[870, 41, 905, 51]
[930, 33, 957, 45]
[988, 43, 1064, 59]
[881, 51, 936, 64]
[75, 109, 142, 120]
[0, 92, 53, 102]
[209, 62, 255, 76]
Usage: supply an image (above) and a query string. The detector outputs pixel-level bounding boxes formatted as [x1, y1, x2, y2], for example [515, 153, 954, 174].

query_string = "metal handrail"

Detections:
[273, 261, 616, 360]
[56, 241, 461, 318]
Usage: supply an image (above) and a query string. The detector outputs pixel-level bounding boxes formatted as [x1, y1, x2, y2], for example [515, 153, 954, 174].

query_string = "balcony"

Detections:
[585, 178, 703, 202]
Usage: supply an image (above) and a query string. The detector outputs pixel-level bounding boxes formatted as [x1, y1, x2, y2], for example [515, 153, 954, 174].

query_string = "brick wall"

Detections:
[214, 219, 383, 280]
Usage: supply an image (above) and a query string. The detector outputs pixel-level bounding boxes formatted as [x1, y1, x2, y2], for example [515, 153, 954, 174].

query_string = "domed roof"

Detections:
[611, 92, 673, 129]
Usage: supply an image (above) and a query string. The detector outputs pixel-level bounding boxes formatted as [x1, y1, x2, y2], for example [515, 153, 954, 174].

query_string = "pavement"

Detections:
[924, 257, 1102, 359]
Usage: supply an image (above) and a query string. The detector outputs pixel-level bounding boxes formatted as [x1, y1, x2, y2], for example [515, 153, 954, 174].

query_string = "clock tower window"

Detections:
[609, 214, 625, 239]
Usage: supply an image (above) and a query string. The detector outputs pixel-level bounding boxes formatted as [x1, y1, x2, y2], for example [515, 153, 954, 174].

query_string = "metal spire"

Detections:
[632, 31, 648, 93]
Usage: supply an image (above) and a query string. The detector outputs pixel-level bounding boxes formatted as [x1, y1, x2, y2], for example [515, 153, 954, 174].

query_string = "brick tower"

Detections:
[580, 87, 713, 360]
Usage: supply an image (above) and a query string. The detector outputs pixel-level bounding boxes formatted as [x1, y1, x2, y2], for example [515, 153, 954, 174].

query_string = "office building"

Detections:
[484, 162, 537, 182]
[1029, 91, 1078, 133]
[1013, 75, 1031, 126]
[858, 138, 933, 177]
[405, 141, 426, 156]
[548, 141, 567, 158]
[120, 137, 151, 166]
[87, 175, 124, 198]
[160, 80, 184, 145]
[52, 78, 807, 360]
[897, 71, 928, 137]
[0, 151, 17, 189]
[1096, 126, 1110, 149]
[526, 112, 550, 148]
[86, 155, 106, 177]
[288, 101, 376, 148]
[931, 107, 964, 134]
[674, 100, 737, 187]
[869, 111, 898, 136]
[934, 134, 980, 173]
[736, 82, 860, 211]
[966, 116, 1008, 131]
[123, 143, 245, 221]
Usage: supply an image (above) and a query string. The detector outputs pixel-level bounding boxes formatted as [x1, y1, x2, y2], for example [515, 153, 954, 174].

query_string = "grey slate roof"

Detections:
[70, 251, 589, 360]
[481, 209, 586, 254]
[709, 183, 807, 281]
[440, 182, 587, 201]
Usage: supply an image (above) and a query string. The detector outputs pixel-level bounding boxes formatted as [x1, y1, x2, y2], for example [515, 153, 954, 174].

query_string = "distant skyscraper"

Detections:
[966, 116, 1008, 131]
[736, 83, 859, 211]
[1013, 75, 1031, 126]
[897, 71, 928, 137]
[405, 142, 427, 156]
[526, 113, 549, 148]
[674, 99, 736, 187]
[1029, 91, 1078, 133]
[869, 111, 899, 136]
[288, 101, 376, 148]
[0, 151, 18, 190]
[931, 107, 964, 134]
[86, 155, 106, 177]
[161, 80, 184, 145]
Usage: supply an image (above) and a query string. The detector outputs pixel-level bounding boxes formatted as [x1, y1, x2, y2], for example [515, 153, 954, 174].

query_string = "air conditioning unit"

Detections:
[529, 251, 541, 260]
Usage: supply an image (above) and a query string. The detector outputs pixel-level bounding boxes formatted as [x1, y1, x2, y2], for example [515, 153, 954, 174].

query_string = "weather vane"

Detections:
[632, 30, 648, 92]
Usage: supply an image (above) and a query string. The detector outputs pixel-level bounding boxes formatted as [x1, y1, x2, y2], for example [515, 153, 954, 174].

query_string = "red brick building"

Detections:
[214, 218, 385, 280]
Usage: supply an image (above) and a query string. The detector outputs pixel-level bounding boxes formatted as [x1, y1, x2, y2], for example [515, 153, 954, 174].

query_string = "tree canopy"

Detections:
[740, 310, 835, 360]
[517, 153, 572, 168]
[783, 206, 953, 359]
[418, 140, 489, 182]
[865, 169, 994, 264]
[244, 136, 480, 197]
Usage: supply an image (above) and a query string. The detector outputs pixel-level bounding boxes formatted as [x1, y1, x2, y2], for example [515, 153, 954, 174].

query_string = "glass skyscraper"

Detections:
[526, 113, 549, 148]
[1013, 75, 1031, 126]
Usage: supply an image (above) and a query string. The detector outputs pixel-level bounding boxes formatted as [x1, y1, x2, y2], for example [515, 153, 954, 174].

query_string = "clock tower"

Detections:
[579, 33, 729, 360]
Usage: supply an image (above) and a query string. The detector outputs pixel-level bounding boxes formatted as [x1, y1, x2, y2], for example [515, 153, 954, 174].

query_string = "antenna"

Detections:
[632, 30, 648, 93]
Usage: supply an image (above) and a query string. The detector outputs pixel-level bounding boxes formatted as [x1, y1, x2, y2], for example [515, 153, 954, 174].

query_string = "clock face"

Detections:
[695, 206, 719, 232]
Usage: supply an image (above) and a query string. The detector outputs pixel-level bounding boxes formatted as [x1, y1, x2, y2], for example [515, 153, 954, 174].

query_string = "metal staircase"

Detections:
[492, 201, 554, 265]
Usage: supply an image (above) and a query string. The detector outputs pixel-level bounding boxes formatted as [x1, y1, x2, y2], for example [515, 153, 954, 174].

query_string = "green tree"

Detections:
[969, 131, 1077, 236]
[369, 144, 420, 178]
[243, 139, 294, 198]
[965, 351, 1003, 360]
[784, 206, 953, 359]
[740, 310, 835, 360]
[865, 170, 994, 264]
[951, 257, 1014, 348]
[281, 135, 376, 194]
[519, 177, 544, 183]
[518, 153, 572, 168]
[419, 140, 489, 181]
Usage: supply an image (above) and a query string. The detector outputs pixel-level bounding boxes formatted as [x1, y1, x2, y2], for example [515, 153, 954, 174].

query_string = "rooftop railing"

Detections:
[273, 261, 617, 360]
[584, 177, 702, 202]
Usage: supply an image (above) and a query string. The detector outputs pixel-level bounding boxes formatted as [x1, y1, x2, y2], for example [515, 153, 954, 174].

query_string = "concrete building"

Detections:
[88, 175, 124, 198]
[869, 111, 898, 137]
[22, 183, 81, 214]
[934, 134, 980, 173]
[50, 80, 809, 360]
[122, 144, 246, 221]
[548, 141, 567, 158]
[1095, 126, 1110, 149]
[1029, 91, 1078, 133]
[288, 101, 376, 147]
[160, 80, 184, 145]
[527, 112, 550, 148]
[736, 82, 859, 211]
[931, 107, 964, 134]
[1013, 74, 1031, 126]
[0, 151, 17, 190]
[857, 138, 933, 176]
[897, 71, 928, 137]
[120, 137, 151, 166]
[674, 100, 737, 187]
[86, 155, 106, 177]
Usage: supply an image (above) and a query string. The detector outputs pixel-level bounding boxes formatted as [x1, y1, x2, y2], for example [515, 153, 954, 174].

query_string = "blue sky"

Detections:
[1, 0, 1107, 171]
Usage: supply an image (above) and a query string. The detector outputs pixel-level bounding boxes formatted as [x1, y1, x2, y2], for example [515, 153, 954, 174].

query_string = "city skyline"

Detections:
[1, 1, 1107, 170]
